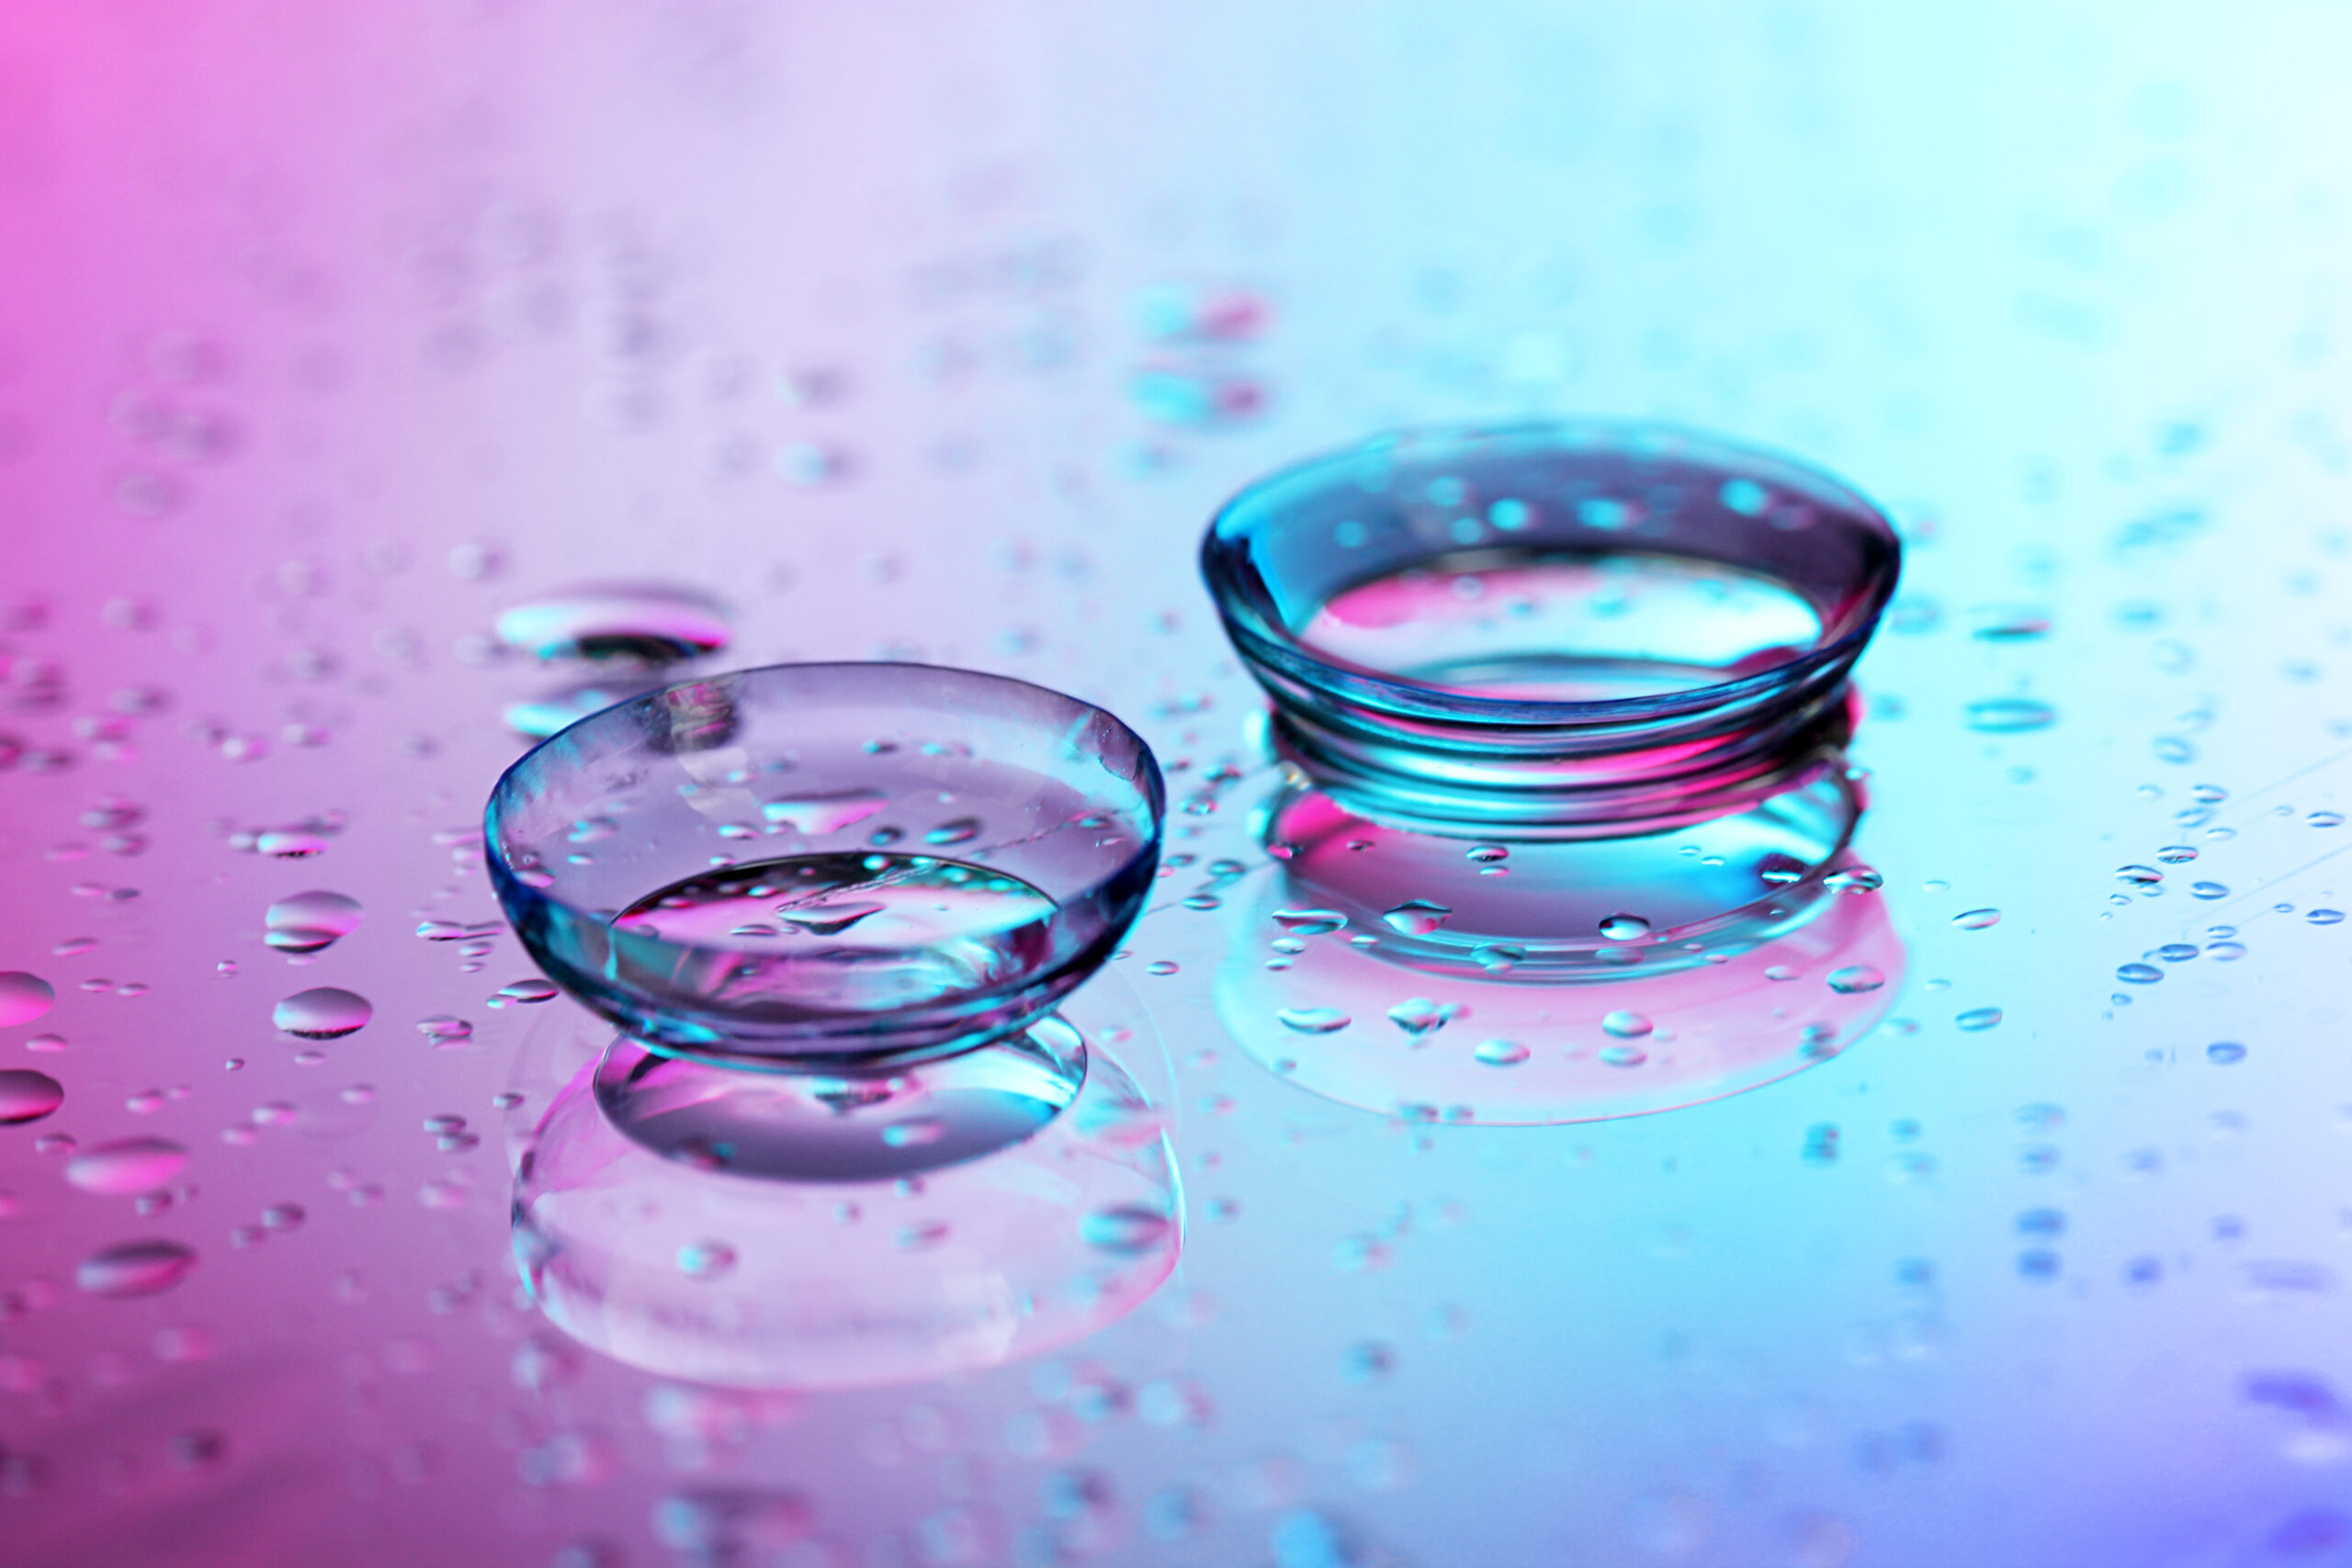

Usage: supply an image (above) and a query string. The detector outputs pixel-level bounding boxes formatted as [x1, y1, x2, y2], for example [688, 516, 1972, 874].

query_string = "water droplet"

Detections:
[1599, 1044, 1648, 1067]
[76, 1238, 197, 1299]
[1080, 1204, 1173, 1257]
[1465, 845, 1508, 863]
[1598, 913, 1650, 941]
[759, 789, 890, 835]
[1826, 964, 1887, 994]
[65, 1138, 188, 1194]
[1386, 998, 1460, 1040]
[2116, 864, 2163, 886]
[1964, 698, 2056, 734]
[1826, 865, 1883, 894]
[1381, 900, 1452, 936]
[2312, 908, 2346, 926]
[273, 987, 372, 1039]
[676, 1241, 738, 1279]
[1942, 908, 2001, 932]
[416, 1015, 473, 1046]
[262, 890, 364, 954]
[880, 1117, 947, 1148]
[2155, 845, 2198, 864]
[2311, 811, 2345, 829]
[2117, 963, 2164, 984]
[2191, 881, 2229, 899]
[489, 977, 560, 1008]
[1957, 1007, 2004, 1032]
[0, 1068, 64, 1124]
[495, 585, 730, 664]
[1272, 908, 1347, 936]
[256, 828, 328, 859]
[1277, 1007, 1351, 1035]
[895, 1221, 950, 1251]
[1601, 1010, 1653, 1039]
[1474, 1039, 1530, 1067]
[1145, 960, 1179, 976]
[0, 972, 56, 1027]
[2208, 1041, 2248, 1065]
[923, 817, 982, 847]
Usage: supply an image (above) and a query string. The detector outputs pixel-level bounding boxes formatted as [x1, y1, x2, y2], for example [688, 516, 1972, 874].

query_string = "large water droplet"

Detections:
[1964, 698, 2056, 734]
[1597, 914, 1651, 941]
[65, 1137, 189, 1194]
[1277, 1007, 1351, 1035]
[0, 971, 56, 1027]
[1601, 1010, 1653, 1039]
[77, 1238, 198, 1298]
[488, 977, 560, 1008]
[0, 1068, 64, 1124]
[273, 987, 372, 1039]
[263, 890, 364, 954]
[1381, 900, 1452, 936]
[2116, 962, 2164, 985]
[494, 584, 730, 664]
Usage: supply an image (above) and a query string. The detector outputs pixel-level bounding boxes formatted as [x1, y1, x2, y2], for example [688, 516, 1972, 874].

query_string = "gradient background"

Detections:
[3, 4, 2351, 1564]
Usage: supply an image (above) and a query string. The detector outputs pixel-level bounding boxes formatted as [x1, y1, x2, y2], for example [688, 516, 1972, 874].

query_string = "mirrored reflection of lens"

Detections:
[1217, 865, 1905, 1124]
[508, 1016, 1182, 1390]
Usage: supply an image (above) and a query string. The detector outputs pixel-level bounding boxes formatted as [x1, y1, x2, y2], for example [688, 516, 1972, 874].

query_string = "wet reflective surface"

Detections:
[6, 6, 2352, 1565]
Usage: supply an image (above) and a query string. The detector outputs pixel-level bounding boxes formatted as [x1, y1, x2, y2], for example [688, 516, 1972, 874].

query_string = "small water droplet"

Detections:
[1145, 960, 1179, 976]
[273, 987, 372, 1039]
[1597, 913, 1650, 941]
[2311, 908, 2346, 926]
[1381, 900, 1452, 936]
[1952, 908, 2001, 930]
[1601, 1010, 1653, 1039]
[416, 1015, 473, 1046]
[923, 817, 982, 847]
[1599, 1044, 1648, 1067]
[1826, 865, 1883, 894]
[1276, 1007, 1351, 1035]
[1957, 1007, 2003, 1032]
[759, 789, 890, 835]
[2207, 1041, 2248, 1065]
[2154, 845, 2198, 864]
[488, 977, 560, 1008]
[1826, 964, 1886, 995]
[2116, 864, 2164, 886]
[2310, 811, 2345, 829]
[256, 828, 328, 859]
[2191, 881, 2230, 900]
[1272, 908, 1348, 936]
[1964, 698, 2056, 734]
[65, 1138, 188, 1194]
[1465, 845, 1508, 863]
[1080, 1204, 1173, 1257]
[76, 1238, 197, 1299]
[1474, 1039, 1530, 1067]
[880, 1117, 947, 1148]
[676, 1241, 738, 1279]
[1386, 998, 1460, 1040]
[0, 1068, 64, 1124]
[2117, 962, 2164, 985]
